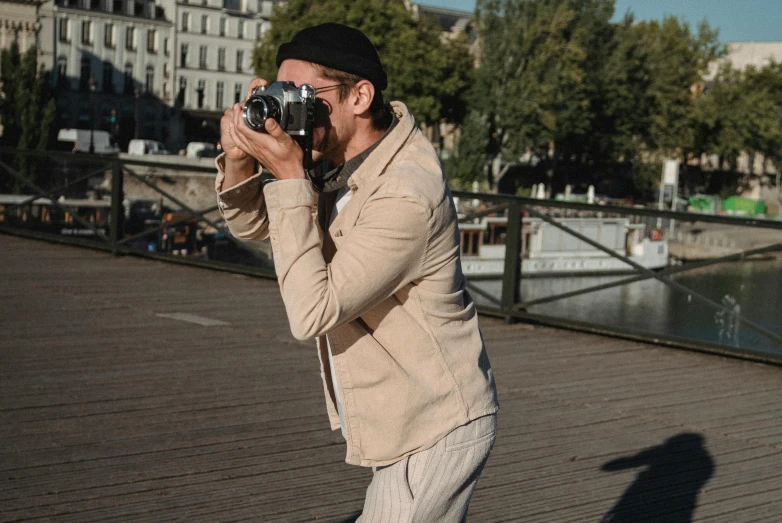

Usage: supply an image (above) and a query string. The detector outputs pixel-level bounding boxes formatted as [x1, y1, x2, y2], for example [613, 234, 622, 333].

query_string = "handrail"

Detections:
[451, 190, 782, 230]
[1, 148, 780, 364]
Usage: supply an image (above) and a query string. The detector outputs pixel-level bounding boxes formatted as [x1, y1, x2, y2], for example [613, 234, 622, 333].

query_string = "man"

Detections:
[215, 23, 498, 522]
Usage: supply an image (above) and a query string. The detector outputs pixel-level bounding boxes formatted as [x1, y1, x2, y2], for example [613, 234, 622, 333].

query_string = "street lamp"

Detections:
[88, 76, 96, 154]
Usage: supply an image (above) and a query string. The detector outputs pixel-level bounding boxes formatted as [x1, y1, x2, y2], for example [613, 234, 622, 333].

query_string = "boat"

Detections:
[459, 215, 669, 278]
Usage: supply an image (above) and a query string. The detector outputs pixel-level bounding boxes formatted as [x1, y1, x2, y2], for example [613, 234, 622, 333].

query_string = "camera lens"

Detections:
[242, 96, 282, 131]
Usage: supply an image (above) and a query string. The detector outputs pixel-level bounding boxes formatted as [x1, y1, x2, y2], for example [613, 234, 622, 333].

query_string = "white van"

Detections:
[185, 142, 218, 158]
[56, 129, 120, 155]
[128, 139, 170, 156]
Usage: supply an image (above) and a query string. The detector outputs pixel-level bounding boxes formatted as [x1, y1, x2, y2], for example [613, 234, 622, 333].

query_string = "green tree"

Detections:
[636, 17, 722, 156]
[0, 41, 56, 192]
[252, 0, 473, 127]
[469, 0, 620, 188]
[695, 61, 782, 173]
[441, 111, 489, 189]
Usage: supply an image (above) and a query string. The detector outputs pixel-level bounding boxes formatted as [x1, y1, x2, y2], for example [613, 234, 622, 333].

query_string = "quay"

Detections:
[2, 234, 782, 522]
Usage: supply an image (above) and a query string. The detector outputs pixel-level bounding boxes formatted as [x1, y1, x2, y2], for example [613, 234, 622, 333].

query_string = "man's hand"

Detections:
[219, 80, 270, 189]
[230, 95, 306, 181]
[221, 80, 267, 162]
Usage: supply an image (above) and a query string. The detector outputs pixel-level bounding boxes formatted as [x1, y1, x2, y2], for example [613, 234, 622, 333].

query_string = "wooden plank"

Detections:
[1, 234, 782, 522]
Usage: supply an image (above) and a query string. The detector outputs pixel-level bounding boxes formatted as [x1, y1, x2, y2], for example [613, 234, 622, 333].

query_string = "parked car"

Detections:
[56, 129, 120, 155]
[127, 139, 170, 156]
[185, 142, 219, 158]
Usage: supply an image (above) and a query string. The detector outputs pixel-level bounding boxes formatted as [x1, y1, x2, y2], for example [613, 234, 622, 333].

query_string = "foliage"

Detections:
[0, 42, 56, 192]
[695, 61, 782, 172]
[448, 0, 728, 196]
[442, 111, 489, 189]
[252, 0, 473, 127]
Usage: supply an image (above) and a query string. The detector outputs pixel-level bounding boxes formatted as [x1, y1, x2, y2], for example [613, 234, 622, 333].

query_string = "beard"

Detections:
[312, 122, 344, 165]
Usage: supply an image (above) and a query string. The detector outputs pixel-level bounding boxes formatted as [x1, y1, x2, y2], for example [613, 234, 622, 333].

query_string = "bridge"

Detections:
[2, 233, 782, 522]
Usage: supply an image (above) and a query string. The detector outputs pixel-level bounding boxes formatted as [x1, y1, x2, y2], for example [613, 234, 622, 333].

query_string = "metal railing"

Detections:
[0, 147, 275, 278]
[1, 147, 781, 364]
[452, 189, 782, 365]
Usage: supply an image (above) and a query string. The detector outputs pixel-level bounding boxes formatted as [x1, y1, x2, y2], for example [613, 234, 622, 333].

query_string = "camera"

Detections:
[241, 81, 315, 136]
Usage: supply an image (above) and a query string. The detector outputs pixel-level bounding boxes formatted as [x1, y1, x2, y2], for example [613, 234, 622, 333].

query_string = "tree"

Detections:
[0, 41, 56, 192]
[441, 111, 489, 189]
[694, 61, 782, 174]
[252, 0, 473, 128]
[457, 1, 724, 196]
[635, 17, 722, 156]
[468, 0, 621, 189]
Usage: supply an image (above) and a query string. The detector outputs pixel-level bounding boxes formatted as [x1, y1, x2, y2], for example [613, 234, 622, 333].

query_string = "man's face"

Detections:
[276, 59, 352, 165]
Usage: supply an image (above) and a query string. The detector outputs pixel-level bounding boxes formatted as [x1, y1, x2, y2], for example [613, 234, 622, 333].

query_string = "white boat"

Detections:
[459, 215, 669, 277]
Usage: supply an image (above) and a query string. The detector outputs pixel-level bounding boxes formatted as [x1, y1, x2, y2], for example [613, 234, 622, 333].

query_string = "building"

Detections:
[0, 0, 43, 55]
[157, 0, 274, 144]
[723, 41, 782, 71]
[33, 0, 275, 151]
[38, 0, 175, 148]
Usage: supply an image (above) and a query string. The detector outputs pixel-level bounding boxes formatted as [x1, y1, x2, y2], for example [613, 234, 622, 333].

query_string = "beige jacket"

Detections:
[215, 102, 498, 467]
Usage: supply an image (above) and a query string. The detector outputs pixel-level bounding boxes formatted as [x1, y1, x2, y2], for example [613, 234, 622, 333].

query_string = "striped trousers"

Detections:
[357, 414, 497, 523]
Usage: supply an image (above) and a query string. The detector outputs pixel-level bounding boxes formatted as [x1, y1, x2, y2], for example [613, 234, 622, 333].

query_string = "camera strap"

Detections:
[300, 95, 323, 192]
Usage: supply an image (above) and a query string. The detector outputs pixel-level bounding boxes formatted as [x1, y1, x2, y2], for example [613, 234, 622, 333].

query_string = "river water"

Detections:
[470, 257, 782, 356]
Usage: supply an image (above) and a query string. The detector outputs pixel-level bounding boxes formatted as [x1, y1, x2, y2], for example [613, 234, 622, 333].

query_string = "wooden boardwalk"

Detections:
[1, 233, 782, 522]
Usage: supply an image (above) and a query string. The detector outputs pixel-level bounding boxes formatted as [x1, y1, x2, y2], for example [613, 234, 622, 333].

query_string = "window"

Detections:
[124, 62, 134, 94]
[199, 45, 207, 69]
[196, 79, 206, 108]
[256, 22, 261, 40]
[237, 21, 243, 39]
[145, 65, 154, 93]
[219, 17, 226, 37]
[201, 14, 208, 34]
[223, 0, 240, 10]
[79, 56, 90, 90]
[81, 20, 92, 45]
[180, 43, 188, 68]
[178, 76, 187, 106]
[103, 0, 113, 12]
[236, 50, 244, 73]
[102, 61, 113, 92]
[147, 29, 156, 53]
[181, 12, 189, 32]
[217, 47, 225, 71]
[125, 27, 136, 51]
[57, 56, 68, 88]
[164, 37, 169, 56]
[163, 62, 169, 78]
[216, 81, 224, 109]
[58, 18, 70, 42]
[234, 82, 242, 103]
[104, 24, 114, 47]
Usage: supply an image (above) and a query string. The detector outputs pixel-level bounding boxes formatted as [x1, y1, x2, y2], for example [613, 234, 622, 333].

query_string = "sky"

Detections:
[417, 0, 782, 43]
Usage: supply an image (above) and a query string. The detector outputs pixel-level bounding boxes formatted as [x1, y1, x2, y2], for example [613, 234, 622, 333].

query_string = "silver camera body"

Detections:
[241, 81, 315, 135]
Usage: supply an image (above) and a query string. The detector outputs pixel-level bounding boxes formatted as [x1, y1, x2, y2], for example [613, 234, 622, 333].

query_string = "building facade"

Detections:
[157, 0, 274, 144]
[0, 0, 43, 55]
[38, 0, 175, 148]
[31, 0, 274, 151]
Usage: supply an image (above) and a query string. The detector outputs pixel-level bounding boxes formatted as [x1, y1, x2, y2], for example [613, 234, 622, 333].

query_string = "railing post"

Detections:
[109, 162, 124, 251]
[501, 201, 522, 322]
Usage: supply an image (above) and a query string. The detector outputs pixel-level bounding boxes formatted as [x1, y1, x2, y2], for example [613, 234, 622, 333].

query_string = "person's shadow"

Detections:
[600, 433, 714, 522]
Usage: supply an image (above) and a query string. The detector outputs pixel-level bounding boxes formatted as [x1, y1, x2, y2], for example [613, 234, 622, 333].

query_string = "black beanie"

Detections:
[276, 23, 388, 91]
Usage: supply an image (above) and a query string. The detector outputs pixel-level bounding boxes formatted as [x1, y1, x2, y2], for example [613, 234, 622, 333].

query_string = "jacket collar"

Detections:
[347, 102, 416, 192]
